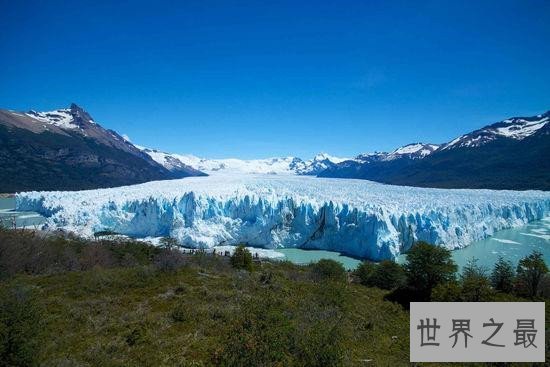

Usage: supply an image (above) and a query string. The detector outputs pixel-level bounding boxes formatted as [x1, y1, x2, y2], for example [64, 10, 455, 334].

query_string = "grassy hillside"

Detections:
[0, 229, 548, 366]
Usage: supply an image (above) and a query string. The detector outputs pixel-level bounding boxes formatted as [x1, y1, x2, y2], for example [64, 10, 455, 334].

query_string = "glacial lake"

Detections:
[278, 217, 550, 271]
[276, 248, 362, 270]
[2, 197, 548, 271]
[444, 217, 550, 270]
[0, 197, 46, 228]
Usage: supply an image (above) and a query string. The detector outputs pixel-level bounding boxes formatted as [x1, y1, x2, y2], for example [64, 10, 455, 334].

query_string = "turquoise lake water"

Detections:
[0, 197, 45, 228]
[281, 218, 550, 271]
[446, 218, 550, 270]
[276, 248, 362, 270]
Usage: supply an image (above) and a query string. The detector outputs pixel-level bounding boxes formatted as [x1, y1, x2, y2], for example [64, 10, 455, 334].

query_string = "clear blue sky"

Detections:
[1, 0, 549, 159]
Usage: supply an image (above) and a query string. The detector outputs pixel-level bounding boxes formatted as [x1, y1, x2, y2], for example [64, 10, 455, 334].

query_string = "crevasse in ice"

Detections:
[16, 175, 550, 260]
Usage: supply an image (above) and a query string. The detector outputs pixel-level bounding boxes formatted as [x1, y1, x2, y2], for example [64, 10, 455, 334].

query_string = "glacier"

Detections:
[16, 175, 550, 261]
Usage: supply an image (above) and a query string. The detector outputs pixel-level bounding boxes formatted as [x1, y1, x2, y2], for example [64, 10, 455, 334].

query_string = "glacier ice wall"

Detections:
[16, 175, 550, 261]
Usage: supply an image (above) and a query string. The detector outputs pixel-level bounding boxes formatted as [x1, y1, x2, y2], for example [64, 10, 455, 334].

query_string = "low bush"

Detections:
[153, 248, 187, 272]
[354, 261, 376, 285]
[0, 228, 162, 279]
[309, 259, 347, 282]
[431, 281, 462, 301]
[171, 302, 189, 322]
[362, 260, 405, 290]
[230, 245, 253, 271]
[0, 284, 43, 367]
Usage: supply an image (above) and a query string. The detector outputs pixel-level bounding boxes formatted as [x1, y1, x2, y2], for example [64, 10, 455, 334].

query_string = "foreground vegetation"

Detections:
[0, 228, 548, 366]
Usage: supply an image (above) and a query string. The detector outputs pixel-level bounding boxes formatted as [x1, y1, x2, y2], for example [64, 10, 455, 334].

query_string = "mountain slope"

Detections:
[0, 104, 204, 192]
[134, 147, 207, 178]
[320, 111, 550, 190]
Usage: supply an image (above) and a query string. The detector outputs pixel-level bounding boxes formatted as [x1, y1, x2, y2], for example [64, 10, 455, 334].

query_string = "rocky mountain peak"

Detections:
[69, 103, 95, 127]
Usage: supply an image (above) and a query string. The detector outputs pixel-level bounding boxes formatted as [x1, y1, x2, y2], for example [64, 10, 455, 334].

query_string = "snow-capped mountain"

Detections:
[26, 108, 86, 129]
[7, 104, 145, 155]
[0, 104, 204, 192]
[321, 110, 550, 190]
[132, 146, 206, 177]
[296, 153, 350, 175]
[355, 143, 440, 163]
[388, 143, 440, 159]
[442, 112, 549, 150]
[137, 146, 349, 176]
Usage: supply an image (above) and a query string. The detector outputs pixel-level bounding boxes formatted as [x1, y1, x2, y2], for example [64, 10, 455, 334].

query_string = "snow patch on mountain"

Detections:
[443, 113, 549, 150]
[495, 116, 548, 138]
[25, 109, 78, 129]
[16, 175, 550, 261]
[387, 143, 440, 160]
[392, 143, 439, 156]
[354, 143, 440, 163]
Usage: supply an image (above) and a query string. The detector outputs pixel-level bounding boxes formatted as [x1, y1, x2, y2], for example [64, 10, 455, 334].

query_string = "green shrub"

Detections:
[171, 302, 188, 322]
[537, 273, 550, 299]
[310, 259, 347, 282]
[384, 285, 422, 309]
[365, 260, 405, 290]
[215, 293, 293, 366]
[107, 240, 160, 266]
[0, 228, 162, 279]
[126, 326, 147, 346]
[0, 284, 42, 367]
[354, 261, 376, 285]
[230, 245, 253, 272]
[491, 256, 515, 293]
[294, 319, 346, 367]
[431, 281, 462, 301]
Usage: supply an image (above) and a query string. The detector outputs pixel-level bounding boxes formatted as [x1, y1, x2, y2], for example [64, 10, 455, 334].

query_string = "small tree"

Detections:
[231, 245, 253, 271]
[310, 259, 346, 282]
[365, 260, 405, 290]
[404, 242, 457, 300]
[460, 258, 493, 301]
[431, 281, 462, 301]
[515, 251, 548, 298]
[491, 256, 515, 293]
[354, 261, 376, 285]
[537, 273, 550, 299]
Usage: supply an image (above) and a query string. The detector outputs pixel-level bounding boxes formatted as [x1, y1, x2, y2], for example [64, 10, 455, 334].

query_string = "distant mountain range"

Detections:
[0, 104, 204, 192]
[320, 111, 550, 190]
[1, 104, 548, 192]
[136, 147, 348, 176]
